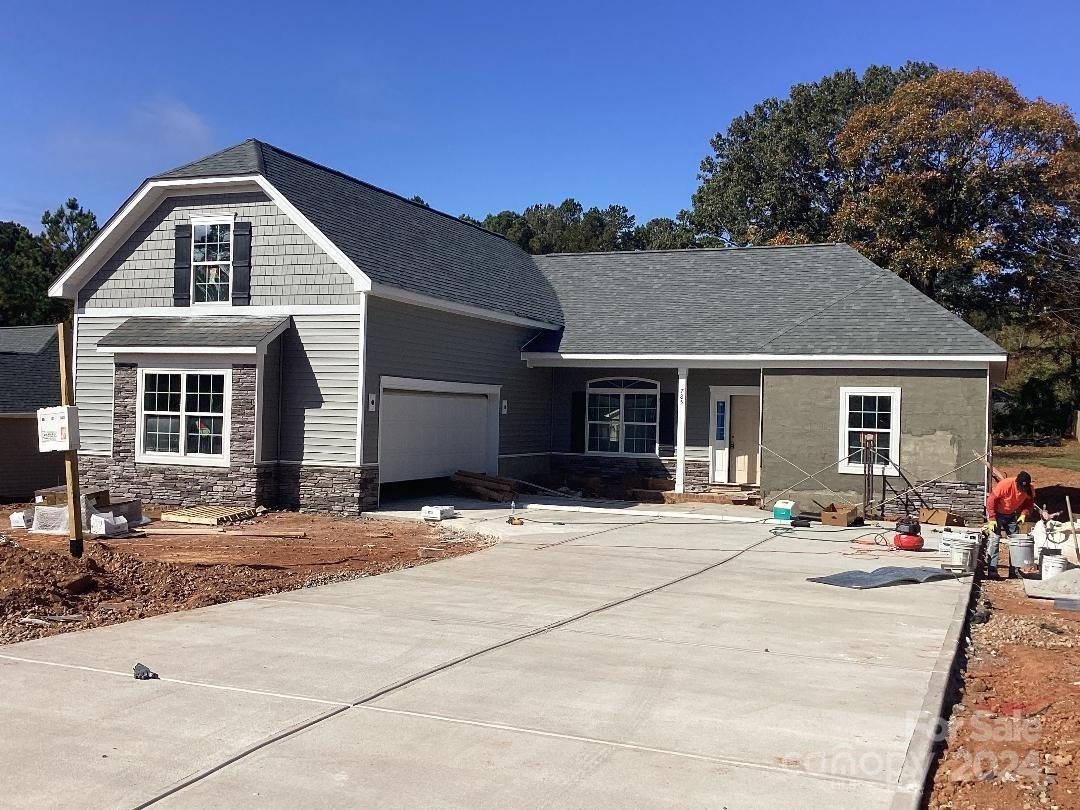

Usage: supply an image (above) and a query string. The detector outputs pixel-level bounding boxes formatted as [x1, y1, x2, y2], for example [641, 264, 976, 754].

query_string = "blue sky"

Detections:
[2, 1, 1078, 231]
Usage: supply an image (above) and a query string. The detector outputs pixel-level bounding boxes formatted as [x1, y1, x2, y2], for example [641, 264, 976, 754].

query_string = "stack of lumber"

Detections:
[451, 470, 516, 502]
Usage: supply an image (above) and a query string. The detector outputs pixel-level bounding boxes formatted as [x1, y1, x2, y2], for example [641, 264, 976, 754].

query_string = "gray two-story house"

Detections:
[49, 140, 1006, 517]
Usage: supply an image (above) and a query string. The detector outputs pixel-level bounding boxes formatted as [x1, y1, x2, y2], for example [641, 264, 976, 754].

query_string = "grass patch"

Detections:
[993, 442, 1080, 473]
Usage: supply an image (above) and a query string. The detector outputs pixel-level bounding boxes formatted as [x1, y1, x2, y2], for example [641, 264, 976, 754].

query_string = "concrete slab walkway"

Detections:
[0, 510, 971, 809]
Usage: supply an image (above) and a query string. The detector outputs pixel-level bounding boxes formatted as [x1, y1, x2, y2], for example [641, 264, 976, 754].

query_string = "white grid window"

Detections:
[191, 220, 232, 303]
[586, 378, 659, 456]
[139, 370, 230, 464]
[838, 387, 901, 474]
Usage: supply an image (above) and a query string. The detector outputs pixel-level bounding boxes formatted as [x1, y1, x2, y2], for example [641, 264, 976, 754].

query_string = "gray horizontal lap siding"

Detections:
[74, 316, 124, 454]
[277, 315, 360, 466]
[363, 298, 552, 465]
[79, 192, 360, 308]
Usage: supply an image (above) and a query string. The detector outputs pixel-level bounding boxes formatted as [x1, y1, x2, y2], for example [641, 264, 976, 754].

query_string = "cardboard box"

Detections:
[820, 503, 859, 527]
[919, 508, 965, 527]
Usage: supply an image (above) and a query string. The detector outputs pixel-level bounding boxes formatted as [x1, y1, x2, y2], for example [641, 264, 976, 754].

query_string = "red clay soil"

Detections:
[1, 510, 491, 645]
[927, 579, 1080, 810]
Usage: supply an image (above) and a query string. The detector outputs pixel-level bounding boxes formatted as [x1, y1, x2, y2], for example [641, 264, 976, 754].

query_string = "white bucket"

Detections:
[950, 538, 978, 572]
[1007, 534, 1035, 567]
[1041, 550, 1068, 580]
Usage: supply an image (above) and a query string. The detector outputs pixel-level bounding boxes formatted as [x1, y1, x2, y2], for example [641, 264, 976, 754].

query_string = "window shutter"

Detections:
[231, 221, 252, 306]
[173, 224, 192, 306]
[659, 393, 676, 447]
[570, 391, 586, 452]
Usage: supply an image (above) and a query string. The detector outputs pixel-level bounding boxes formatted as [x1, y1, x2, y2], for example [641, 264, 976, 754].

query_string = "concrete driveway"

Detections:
[0, 507, 970, 809]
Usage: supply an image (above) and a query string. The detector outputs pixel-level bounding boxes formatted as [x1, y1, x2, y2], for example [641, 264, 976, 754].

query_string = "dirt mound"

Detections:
[1, 511, 491, 645]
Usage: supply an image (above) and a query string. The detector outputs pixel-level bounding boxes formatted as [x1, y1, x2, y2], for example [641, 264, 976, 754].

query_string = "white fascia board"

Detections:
[49, 176, 263, 299]
[368, 282, 560, 331]
[50, 174, 373, 300]
[521, 353, 1008, 369]
[98, 345, 259, 355]
[77, 305, 363, 316]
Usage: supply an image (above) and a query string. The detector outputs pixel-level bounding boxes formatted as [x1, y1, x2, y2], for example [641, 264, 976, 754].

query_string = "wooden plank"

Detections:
[159, 506, 257, 526]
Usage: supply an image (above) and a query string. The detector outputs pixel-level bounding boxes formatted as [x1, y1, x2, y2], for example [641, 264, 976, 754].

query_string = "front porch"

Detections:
[544, 366, 764, 503]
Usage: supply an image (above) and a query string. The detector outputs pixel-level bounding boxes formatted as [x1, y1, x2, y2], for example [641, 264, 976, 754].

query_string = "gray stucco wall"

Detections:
[79, 192, 360, 308]
[363, 298, 553, 465]
[760, 368, 989, 512]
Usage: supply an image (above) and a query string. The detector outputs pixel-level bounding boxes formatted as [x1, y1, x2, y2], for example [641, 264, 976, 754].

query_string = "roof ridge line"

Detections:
[255, 141, 526, 251]
[154, 139, 261, 178]
[536, 243, 845, 259]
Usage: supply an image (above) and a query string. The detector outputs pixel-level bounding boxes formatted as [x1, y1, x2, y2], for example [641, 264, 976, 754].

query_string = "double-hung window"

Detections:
[191, 217, 233, 303]
[838, 386, 901, 474]
[586, 378, 659, 455]
[138, 370, 230, 465]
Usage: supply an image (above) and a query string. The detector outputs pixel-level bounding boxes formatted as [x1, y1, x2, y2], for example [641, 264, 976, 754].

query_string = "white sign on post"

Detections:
[37, 406, 79, 452]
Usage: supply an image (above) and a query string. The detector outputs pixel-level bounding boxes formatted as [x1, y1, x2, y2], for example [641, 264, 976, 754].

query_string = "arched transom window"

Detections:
[586, 378, 659, 455]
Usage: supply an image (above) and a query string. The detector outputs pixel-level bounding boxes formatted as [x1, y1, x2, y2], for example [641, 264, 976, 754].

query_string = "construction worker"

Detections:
[985, 471, 1050, 579]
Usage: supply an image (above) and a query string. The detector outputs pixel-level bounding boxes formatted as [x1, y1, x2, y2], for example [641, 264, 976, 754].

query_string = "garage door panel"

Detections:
[380, 389, 492, 483]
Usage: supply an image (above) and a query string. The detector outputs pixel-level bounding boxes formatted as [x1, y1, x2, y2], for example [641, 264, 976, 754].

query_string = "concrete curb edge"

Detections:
[889, 572, 978, 809]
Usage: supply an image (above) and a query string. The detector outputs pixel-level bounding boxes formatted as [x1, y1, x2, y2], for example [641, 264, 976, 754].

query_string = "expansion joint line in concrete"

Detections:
[132, 529, 774, 808]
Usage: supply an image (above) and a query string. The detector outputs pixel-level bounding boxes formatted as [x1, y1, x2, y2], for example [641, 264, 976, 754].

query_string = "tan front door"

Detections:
[730, 394, 760, 485]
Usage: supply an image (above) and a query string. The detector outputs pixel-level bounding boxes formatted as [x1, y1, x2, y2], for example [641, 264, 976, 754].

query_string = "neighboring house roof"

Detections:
[528, 244, 1005, 356]
[98, 316, 290, 351]
[153, 140, 564, 326]
[0, 325, 60, 413]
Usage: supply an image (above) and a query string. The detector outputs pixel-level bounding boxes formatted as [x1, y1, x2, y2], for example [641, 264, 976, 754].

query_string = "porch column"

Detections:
[675, 367, 688, 493]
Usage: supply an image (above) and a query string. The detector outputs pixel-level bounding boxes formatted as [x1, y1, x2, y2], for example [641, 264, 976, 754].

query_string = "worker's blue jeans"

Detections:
[988, 514, 1020, 574]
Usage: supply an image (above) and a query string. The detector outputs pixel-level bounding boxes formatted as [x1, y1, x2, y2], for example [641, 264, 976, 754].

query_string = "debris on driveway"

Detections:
[133, 663, 158, 681]
[808, 566, 960, 589]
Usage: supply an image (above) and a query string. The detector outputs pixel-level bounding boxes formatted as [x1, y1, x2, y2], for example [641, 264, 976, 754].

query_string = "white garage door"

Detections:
[379, 389, 492, 483]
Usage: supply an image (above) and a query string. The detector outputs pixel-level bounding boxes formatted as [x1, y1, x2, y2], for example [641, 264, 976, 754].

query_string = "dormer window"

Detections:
[191, 217, 233, 303]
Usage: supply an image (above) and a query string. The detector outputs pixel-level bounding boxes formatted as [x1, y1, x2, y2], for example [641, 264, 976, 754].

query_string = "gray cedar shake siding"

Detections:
[362, 298, 553, 477]
[760, 369, 989, 515]
[78, 192, 359, 309]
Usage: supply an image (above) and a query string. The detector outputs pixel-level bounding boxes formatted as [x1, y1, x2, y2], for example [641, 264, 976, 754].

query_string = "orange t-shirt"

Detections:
[986, 477, 1036, 517]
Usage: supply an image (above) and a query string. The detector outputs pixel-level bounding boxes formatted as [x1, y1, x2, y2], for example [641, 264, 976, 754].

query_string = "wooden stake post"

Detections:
[57, 322, 83, 558]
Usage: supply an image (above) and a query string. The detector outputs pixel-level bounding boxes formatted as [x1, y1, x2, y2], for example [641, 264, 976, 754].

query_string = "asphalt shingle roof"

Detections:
[0, 325, 60, 413]
[152, 142, 1002, 358]
[99, 316, 289, 349]
[154, 141, 563, 326]
[530, 244, 1004, 356]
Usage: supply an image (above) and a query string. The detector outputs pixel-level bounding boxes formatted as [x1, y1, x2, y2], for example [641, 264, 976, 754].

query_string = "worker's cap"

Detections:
[1016, 471, 1032, 492]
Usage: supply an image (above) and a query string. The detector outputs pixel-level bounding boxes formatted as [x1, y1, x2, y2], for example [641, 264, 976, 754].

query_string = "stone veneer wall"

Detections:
[275, 464, 379, 516]
[550, 455, 712, 489]
[79, 362, 380, 516]
[881, 479, 986, 523]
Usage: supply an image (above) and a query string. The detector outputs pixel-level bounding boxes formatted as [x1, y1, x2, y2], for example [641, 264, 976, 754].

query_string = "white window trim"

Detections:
[585, 377, 660, 457]
[190, 214, 235, 306]
[135, 367, 233, 467]
[838, 386, 901, 475]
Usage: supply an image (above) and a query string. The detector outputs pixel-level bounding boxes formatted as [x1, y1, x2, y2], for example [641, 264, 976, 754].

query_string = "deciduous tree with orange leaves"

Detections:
[832, 69, 1080, 314]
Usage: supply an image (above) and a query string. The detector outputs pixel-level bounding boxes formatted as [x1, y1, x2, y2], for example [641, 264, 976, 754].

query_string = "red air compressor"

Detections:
[893, 517, 924, 551]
